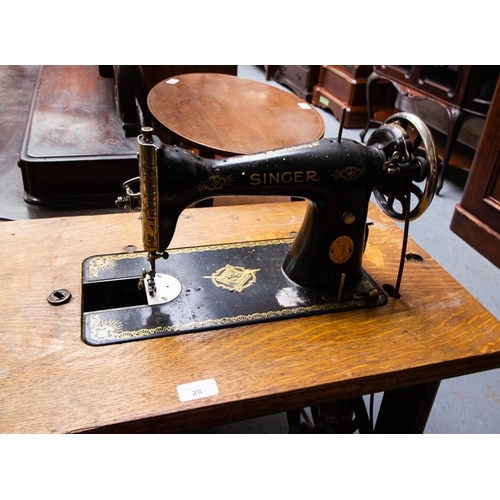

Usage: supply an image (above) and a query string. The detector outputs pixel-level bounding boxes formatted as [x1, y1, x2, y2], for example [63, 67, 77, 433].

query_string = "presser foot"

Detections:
[140, 251, 179, 304]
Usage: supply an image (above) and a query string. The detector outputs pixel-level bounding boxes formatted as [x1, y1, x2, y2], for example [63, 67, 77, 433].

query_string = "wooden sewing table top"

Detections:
[147, 73, 325, 157]
[1, 201, 499, 433]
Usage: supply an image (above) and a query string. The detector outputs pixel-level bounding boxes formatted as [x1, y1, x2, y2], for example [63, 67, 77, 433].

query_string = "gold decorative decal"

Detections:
[329, 236, 354, 264]
[170, 239, 293, 254]
[88, 314, 166, 343]
[204, 264, 260, 292]
[87, 253, 143, 278]
[89, 315, 124, 342]
[88, 256, 117, 278]
[196, 174, 234, 192]
[331, 166, 366, 181]
[85, 239, 294, 279]
[138, 137, 159, 252]
[225, 141, 321, 162]
[87, 300, 363, 344]
[249, 170, 319, 186]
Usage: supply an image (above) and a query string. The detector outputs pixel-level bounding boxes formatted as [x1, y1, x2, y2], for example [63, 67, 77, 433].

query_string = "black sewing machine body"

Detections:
[155, 137, 383, 289]
[82, 113, 438, 346]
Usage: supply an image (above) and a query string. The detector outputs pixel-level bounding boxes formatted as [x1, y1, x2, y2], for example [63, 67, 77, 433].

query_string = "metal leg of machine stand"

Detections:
[374, 380, 441, 433]
[287, 396, 372, 434]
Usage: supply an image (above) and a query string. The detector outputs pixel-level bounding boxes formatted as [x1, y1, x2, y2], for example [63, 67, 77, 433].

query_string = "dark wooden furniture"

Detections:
[451, 77, 500, 269]
[360, 65, 499, 193]
[17, 66, 238, 207]
[140, 65, 237, 89]
[270, 65, 321, 102]
[311, 65, 396, 128]
[147, 72, 325, 157]
[18, 66, 139, 207]
[1, 202, 499, 433]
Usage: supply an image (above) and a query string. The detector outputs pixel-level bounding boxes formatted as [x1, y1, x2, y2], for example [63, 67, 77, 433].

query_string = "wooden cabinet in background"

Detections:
[361, 65, 499, 193]
[18, 66, 238, 206]
[450, 77, 500, 269]
[140, 65, 237, 89]
[367, 65, 497, 116]
[311, 65, 396, 128]
[271, 65, 321, 102]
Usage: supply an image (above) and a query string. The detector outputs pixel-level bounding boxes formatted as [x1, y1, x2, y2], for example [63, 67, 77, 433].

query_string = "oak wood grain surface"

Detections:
[1, 202, 499, 433]
[147, 73, 325, 156]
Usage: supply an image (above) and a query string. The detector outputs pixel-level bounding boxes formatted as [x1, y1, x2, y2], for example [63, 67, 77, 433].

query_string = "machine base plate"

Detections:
[82, 239, 386, 346]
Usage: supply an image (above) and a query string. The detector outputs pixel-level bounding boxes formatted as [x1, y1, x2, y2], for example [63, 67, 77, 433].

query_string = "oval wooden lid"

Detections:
[147, 73, 325, 156]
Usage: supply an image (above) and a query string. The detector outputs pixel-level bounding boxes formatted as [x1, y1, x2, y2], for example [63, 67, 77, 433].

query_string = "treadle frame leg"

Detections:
[286, 396, 372, 434]
[374, 380, 441, 433]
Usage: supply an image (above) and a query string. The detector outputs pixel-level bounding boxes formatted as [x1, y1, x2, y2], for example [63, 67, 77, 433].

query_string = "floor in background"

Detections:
[1, 65, 499, 433]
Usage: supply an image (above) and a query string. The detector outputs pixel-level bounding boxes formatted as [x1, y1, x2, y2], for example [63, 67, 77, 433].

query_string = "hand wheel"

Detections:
[370, 112, 438, 221]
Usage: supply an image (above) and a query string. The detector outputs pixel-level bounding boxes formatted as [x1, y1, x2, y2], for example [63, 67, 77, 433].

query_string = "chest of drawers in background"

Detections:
[312, 65, 395, 128]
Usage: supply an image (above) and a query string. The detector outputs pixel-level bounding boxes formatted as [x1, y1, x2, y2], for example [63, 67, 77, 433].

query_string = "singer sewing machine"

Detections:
[81, 112, 437, 346]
